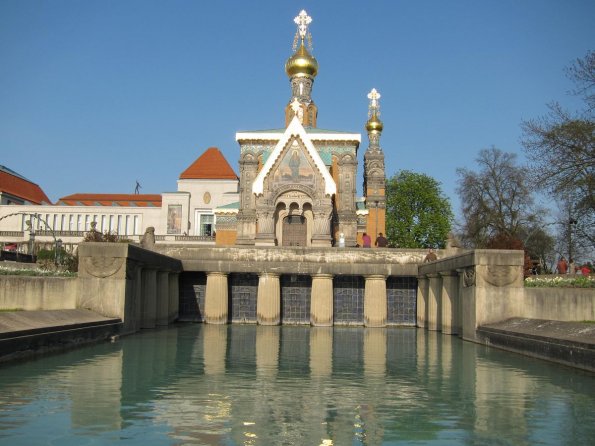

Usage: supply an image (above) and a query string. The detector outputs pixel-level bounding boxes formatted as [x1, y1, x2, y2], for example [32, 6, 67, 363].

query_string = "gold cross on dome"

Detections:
[367, 88, 381, 108]
[294, 10, 312, 39]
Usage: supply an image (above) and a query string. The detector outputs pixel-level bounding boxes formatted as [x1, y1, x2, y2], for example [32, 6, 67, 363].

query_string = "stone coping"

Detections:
[160, 245, 435, 276]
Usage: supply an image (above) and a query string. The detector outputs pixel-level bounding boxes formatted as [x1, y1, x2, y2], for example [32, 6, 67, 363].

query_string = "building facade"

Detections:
[215, 10, 386, 248]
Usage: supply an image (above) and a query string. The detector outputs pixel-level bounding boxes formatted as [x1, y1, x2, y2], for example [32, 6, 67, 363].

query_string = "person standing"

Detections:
[362, 232, 371, 248]
[375, 232, 388, 248]
[568, 258, 576, 274]
[556, 256, 568, 274]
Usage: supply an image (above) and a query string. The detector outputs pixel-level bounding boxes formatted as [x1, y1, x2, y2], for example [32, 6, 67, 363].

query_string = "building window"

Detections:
[199, 214, 215, 237]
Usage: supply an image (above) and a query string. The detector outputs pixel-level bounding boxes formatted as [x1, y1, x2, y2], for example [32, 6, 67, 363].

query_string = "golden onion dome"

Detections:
[366, 114, 383, 133]
[285, 43, 318, 78]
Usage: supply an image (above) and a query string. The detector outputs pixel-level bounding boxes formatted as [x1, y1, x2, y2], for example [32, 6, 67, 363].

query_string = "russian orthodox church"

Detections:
[0, 10, 387, 252]
[216, 10, 386, 248]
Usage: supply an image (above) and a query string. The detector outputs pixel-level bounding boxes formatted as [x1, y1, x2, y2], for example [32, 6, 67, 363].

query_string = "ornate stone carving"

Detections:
[140, 227, 155, 250]
[463, 267, 476, 287]
[82, 256, 125, 278]
[482, 265, 518, 287]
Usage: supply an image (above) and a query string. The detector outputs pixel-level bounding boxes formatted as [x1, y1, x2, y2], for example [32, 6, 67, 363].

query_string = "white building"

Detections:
[0, 147, 239, 253]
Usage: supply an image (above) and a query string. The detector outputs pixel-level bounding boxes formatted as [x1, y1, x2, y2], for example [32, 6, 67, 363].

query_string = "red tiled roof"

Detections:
[57, 193, 162, 207]
[0, 169, 51, 204]
[180, 147, 238, 180]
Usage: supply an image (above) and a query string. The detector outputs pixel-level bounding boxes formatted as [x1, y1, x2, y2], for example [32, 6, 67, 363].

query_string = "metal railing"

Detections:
[0, 231, 24, 237]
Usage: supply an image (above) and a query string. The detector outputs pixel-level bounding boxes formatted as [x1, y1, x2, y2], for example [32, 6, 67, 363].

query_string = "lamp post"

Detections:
[568, 215, 577, 261]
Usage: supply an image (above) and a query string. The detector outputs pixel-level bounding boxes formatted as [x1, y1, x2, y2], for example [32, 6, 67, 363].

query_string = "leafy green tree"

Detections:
[385, 170, 453, 248]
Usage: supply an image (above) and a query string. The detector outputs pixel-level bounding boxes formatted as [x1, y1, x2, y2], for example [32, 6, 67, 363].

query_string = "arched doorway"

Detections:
[282, 215, 307, 247]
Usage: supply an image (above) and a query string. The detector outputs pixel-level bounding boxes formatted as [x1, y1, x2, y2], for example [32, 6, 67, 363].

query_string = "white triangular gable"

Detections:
[252, 116, 336, 196]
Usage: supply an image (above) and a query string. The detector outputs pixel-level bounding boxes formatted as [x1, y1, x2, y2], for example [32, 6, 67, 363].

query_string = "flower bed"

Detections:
[524, 275, 595, 288]
[0, 266, 76, 278]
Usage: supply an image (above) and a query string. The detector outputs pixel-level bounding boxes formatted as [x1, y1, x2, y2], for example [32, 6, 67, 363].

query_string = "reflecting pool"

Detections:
[0, 325, 593, 445]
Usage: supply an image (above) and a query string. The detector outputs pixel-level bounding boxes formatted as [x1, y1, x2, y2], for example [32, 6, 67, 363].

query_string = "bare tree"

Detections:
[521, 51, 595, 254]
[456, 147, 539, 248]
[566, 50, 595, 112]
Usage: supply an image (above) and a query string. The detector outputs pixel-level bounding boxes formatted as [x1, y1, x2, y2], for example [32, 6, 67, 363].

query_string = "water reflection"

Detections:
[0, 324, 593, 445]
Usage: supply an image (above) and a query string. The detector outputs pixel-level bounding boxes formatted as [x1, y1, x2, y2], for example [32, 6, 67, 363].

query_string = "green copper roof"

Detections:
[216, 201, 240, 210]
[356, 201, 368, 211]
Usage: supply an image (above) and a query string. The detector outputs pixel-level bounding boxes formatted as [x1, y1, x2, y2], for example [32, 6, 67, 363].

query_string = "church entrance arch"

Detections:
[274, 191, 313, 247]
[282, 215, 307, 247]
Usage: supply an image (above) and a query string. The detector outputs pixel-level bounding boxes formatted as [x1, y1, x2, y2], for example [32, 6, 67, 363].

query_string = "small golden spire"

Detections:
[286, 10, 318, 79]
[366, 88, 383, 133]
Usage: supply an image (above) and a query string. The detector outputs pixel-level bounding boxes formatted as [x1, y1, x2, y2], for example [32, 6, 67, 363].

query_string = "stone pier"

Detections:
[204, 272, 229, 324]
[363, 275, 387, 327]
[257, 273, 281, 325]
[310, 274, 334, 326]
[77, 243, 182, 335]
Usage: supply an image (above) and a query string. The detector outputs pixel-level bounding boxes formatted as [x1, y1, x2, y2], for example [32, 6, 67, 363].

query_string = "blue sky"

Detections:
[1, 1, 593, 219]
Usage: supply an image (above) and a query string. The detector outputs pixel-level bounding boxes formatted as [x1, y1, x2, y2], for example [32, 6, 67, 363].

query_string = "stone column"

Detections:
[156, 271, 170, 326]
[204, 272, 229, 324]
[416, 276, 429, 328]
[140, 268, 157, 329]
[255, 207, 276, 246]
[363, 275, 387, 327]
[256, 272, 280, 325]
[129, 264, 143, 334]
[310, 274, 334, 326]
[168, 272, 179, 323]
[440, 272, 459, 335]
[427, 273, 442, 331]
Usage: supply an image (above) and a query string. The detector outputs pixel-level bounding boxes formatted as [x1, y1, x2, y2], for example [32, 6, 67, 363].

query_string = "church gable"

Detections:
[252, 116, 336, 196]
[270, 138, 318, 193]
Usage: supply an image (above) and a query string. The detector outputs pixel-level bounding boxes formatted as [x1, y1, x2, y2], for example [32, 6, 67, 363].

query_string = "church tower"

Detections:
[284, 10, 318, 127]
[233, 10, 361, 247]
[363, 89, 386, 240]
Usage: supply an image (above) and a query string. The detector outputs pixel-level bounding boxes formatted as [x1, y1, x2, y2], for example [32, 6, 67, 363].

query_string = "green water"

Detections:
[0, 324, 593, 445]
